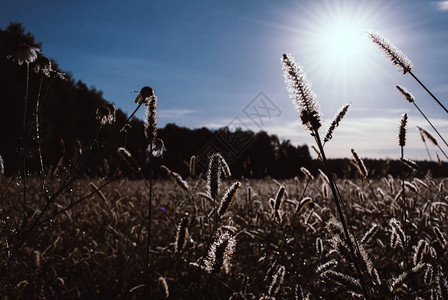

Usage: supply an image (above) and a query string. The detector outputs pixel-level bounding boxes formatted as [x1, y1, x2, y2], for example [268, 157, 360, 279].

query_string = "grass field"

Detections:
[1, 172, 447, 298]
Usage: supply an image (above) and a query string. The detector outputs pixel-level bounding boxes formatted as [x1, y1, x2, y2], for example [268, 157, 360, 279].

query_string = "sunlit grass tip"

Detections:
[395, 85, 415, 103]
[135, 86, 155, 105]
[398, 113, 408, 147]
[204, 232, 236, 274]
[351, 149, 368, 178]
[324, 103, 350, 144]
[34, 56, 52, 77]
[6, 43, 40, 65]
[218, 181, 241, 217]
[367, 31, 413, 74]
[417, 126, 438, 146]
[281, 53, 321, 131]
[174, 217, 188, 253]
[144, 94, 158, 142]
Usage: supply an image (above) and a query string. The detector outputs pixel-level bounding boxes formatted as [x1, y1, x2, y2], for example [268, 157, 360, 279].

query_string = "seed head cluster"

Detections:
[281, 53, 321, 132]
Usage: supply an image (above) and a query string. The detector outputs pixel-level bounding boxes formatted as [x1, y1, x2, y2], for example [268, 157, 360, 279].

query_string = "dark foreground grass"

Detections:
[1, 174, 447, 299]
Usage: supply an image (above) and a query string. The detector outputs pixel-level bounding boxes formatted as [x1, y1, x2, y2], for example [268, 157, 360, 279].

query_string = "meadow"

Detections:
[1, 163, 448, 298]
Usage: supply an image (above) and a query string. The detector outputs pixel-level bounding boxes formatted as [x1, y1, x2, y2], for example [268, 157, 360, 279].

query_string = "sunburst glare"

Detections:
[282, 1, 400, 104]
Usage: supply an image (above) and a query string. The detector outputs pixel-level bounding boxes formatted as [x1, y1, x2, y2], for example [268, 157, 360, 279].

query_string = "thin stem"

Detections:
[400, 147, 409, 271]
[409, 71, 448, 115]
[422, 140, 432, 161]
[18, 124, 103, 247]
[436, 144, 448, 161]
[121, 102, 143, 132]
[413, 103, 448, 149]
[299, 177, 311, 201]
[145, 142, 153, 278]
[291, 177, 311, 225]
[35, 76, 50, 202]
[40, 174, 121, 225]
[21, 62, 30, 212]
[313, 129, 371, 299]
[15, 173, 121, 251]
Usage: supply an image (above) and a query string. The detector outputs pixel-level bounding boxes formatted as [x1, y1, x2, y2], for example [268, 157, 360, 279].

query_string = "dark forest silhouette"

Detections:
[1, 23, 446, 179]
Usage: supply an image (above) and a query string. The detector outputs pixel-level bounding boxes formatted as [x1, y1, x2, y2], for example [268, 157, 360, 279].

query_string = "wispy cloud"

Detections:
[434, 1, 448, 10]
[158, 109, 198, 119]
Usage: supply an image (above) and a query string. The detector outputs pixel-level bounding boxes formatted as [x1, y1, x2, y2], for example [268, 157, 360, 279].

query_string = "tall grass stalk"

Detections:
[281, 53, 371, 299]
[398, 113, 409, 270]
[35, 73, 56, 203]
[21, 62, 30, 215]
[6, 44, 39, 221]
[142, 87, 157, 285]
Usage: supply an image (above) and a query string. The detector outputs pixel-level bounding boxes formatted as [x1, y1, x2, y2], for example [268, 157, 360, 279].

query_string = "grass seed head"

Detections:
[204, 233, 236, 274]
[7, 43, 40, 65]
[361, 224, 379, 245]
[207, 153, 223, 201]
[135, 86, 154, 104]
[351, 149, 368, 178]
[175, 217, 188, 253]
[367, 31, 414, 74]
[321, 270, 361, 293]
[151, 138, 166, 158]
[300, 167, 314, 180]
[170, 171, 189, 191]
[218, 181, 241, 217]
[274, 186, 285, 211]
[96, 106, 110, 126]
[413, 239, 429, 266]
[433, 226, 446, 249]
[395, 85, 415, 103]
[417, 126, 438, 146]
[144, 95, 158, 142]
[105, 104, 116, 124]
[158, 277, 169, 298]
[189, 155, 196, 177]
[324, 103, 350, 143]
[281, 53, 321, 131]
[34, 56, 52, 77]
[268, 265, 285, 296]
[398, 113, 408, 147]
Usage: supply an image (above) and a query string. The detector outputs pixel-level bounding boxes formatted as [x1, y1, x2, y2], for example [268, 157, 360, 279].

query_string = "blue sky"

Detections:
[1, 0, 448, 160]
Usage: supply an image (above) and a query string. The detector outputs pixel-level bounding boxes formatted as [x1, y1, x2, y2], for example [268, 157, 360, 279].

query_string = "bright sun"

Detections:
[307, 8, 374, 83]
[284, 1, 392, 101]
[319, 20, 366, 62]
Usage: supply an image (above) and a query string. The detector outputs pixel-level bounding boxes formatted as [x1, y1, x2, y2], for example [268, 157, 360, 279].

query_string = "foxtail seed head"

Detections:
[417, 126, 438, 146]
[398, 113, 408, 147]
[144, 95, 158, 142]
[174, 217, 188, 253]
[367, 31, 414, 74]
[395, 85, 415, 103]
[325, 103, 350, 143]
[135, 86, 154, 105]
[281, 53, 321, 131]
[204, 233, 236, 274]
[218, 182, 241, 217]
[7, 43, 40, 65]
[351, 149, 368, 178]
